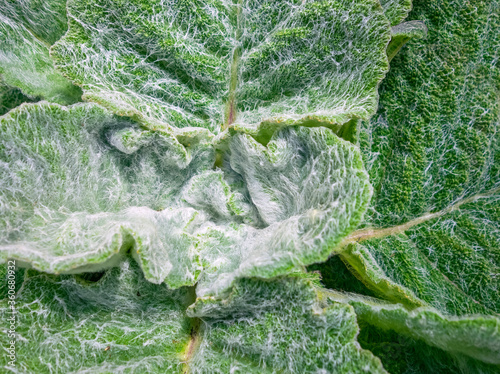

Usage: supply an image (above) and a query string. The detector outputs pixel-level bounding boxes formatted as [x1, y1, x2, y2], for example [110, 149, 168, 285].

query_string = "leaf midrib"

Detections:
[341, 187, 500, 245]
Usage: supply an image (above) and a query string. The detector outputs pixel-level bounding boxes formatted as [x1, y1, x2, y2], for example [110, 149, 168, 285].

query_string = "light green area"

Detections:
[189, 277, 386, 373]
[0, 102, 371, 296]
[0, 0, 82, 104]
[0, 0, 69, 44]
[195, 126, 372, 297]
[51, 0, 390, 136]
[0, 102, 214, 288]
[0, 259, 192, 373]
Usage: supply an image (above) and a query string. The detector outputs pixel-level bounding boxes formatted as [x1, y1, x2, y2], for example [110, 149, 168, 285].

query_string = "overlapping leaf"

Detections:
[0, 102, 214, 287]
[51, 0, 390, 138]
[0, 102, 371, 295]
[0, 262, 388, 373]
[0, 260, 194, 373]
[195, 125, 372, 297]
[332, 0, 500, 318]
[188, 276, 386, 373]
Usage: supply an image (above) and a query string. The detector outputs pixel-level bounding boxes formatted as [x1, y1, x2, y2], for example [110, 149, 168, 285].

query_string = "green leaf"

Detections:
[0, 259, 194, 373]
[1, 261, 388, 373]
[325, 290, 500, 366]
[1, 0, 69, 45]
[187, 125, 372, 297]
[0, 102, 371, 295]
[379, 0, 412, 26]
[357, 316, 500, 374]
[188, 276, 387, 373]
[0, 0, 82, 104]
[51, 0, 390, 136]
[336, 0, 500, 316]
[0, 102, 214, 288]
[386, 21, 427, 62]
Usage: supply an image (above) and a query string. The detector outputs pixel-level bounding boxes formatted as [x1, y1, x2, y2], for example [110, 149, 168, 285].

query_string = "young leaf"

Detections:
[0, 102, 371, 296]
[0, 102, 214, 288]
[51, 0, 390, 137]
[195, 126, 372, 297]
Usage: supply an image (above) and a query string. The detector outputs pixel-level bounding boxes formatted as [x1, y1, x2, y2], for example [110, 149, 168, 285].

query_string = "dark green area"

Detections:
[307, 255, 376, 297]
[0, 83, 38, 116]
[360, 0, 499, 227]
[358, 322, 500, 374]
[0, 263, 25, 300]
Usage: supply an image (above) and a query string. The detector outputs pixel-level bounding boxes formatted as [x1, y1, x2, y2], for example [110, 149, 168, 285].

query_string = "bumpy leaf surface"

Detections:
[0, 102, 371, 296]
[2, 0, 498, 372]
[0, 260, 194, 373]
[0, 0, 82, 104]
[379, 0, 412, 26]
[1, 263, 388, 373]
[51, 0, 390, 136]
[336, 0, 500, 317]
[188, 276, 386, 373]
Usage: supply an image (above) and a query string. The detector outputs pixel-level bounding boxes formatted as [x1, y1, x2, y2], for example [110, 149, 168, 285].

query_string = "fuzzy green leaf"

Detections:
[1, 262, 389, 373]
[51, 0, 390, 137]
[0, 259, 194, 373]
[195, 126, 372, 297]
[337, 0, 500, 317]
[0, 102, 214, 288]
[325, 290, 500, 366]
[0, 0, 82, 104]
[188, 276, 386, 373]
[379, 0, 412, 26]
[0, 102, 371, 296]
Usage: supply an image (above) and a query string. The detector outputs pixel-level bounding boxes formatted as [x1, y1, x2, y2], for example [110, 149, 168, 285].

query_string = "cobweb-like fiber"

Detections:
[51, 0, 390, 136]
[0, 102, 371, 296]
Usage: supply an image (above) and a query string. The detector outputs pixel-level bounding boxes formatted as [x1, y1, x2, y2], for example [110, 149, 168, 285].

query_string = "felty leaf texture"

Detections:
[0, 0, 498, 373]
